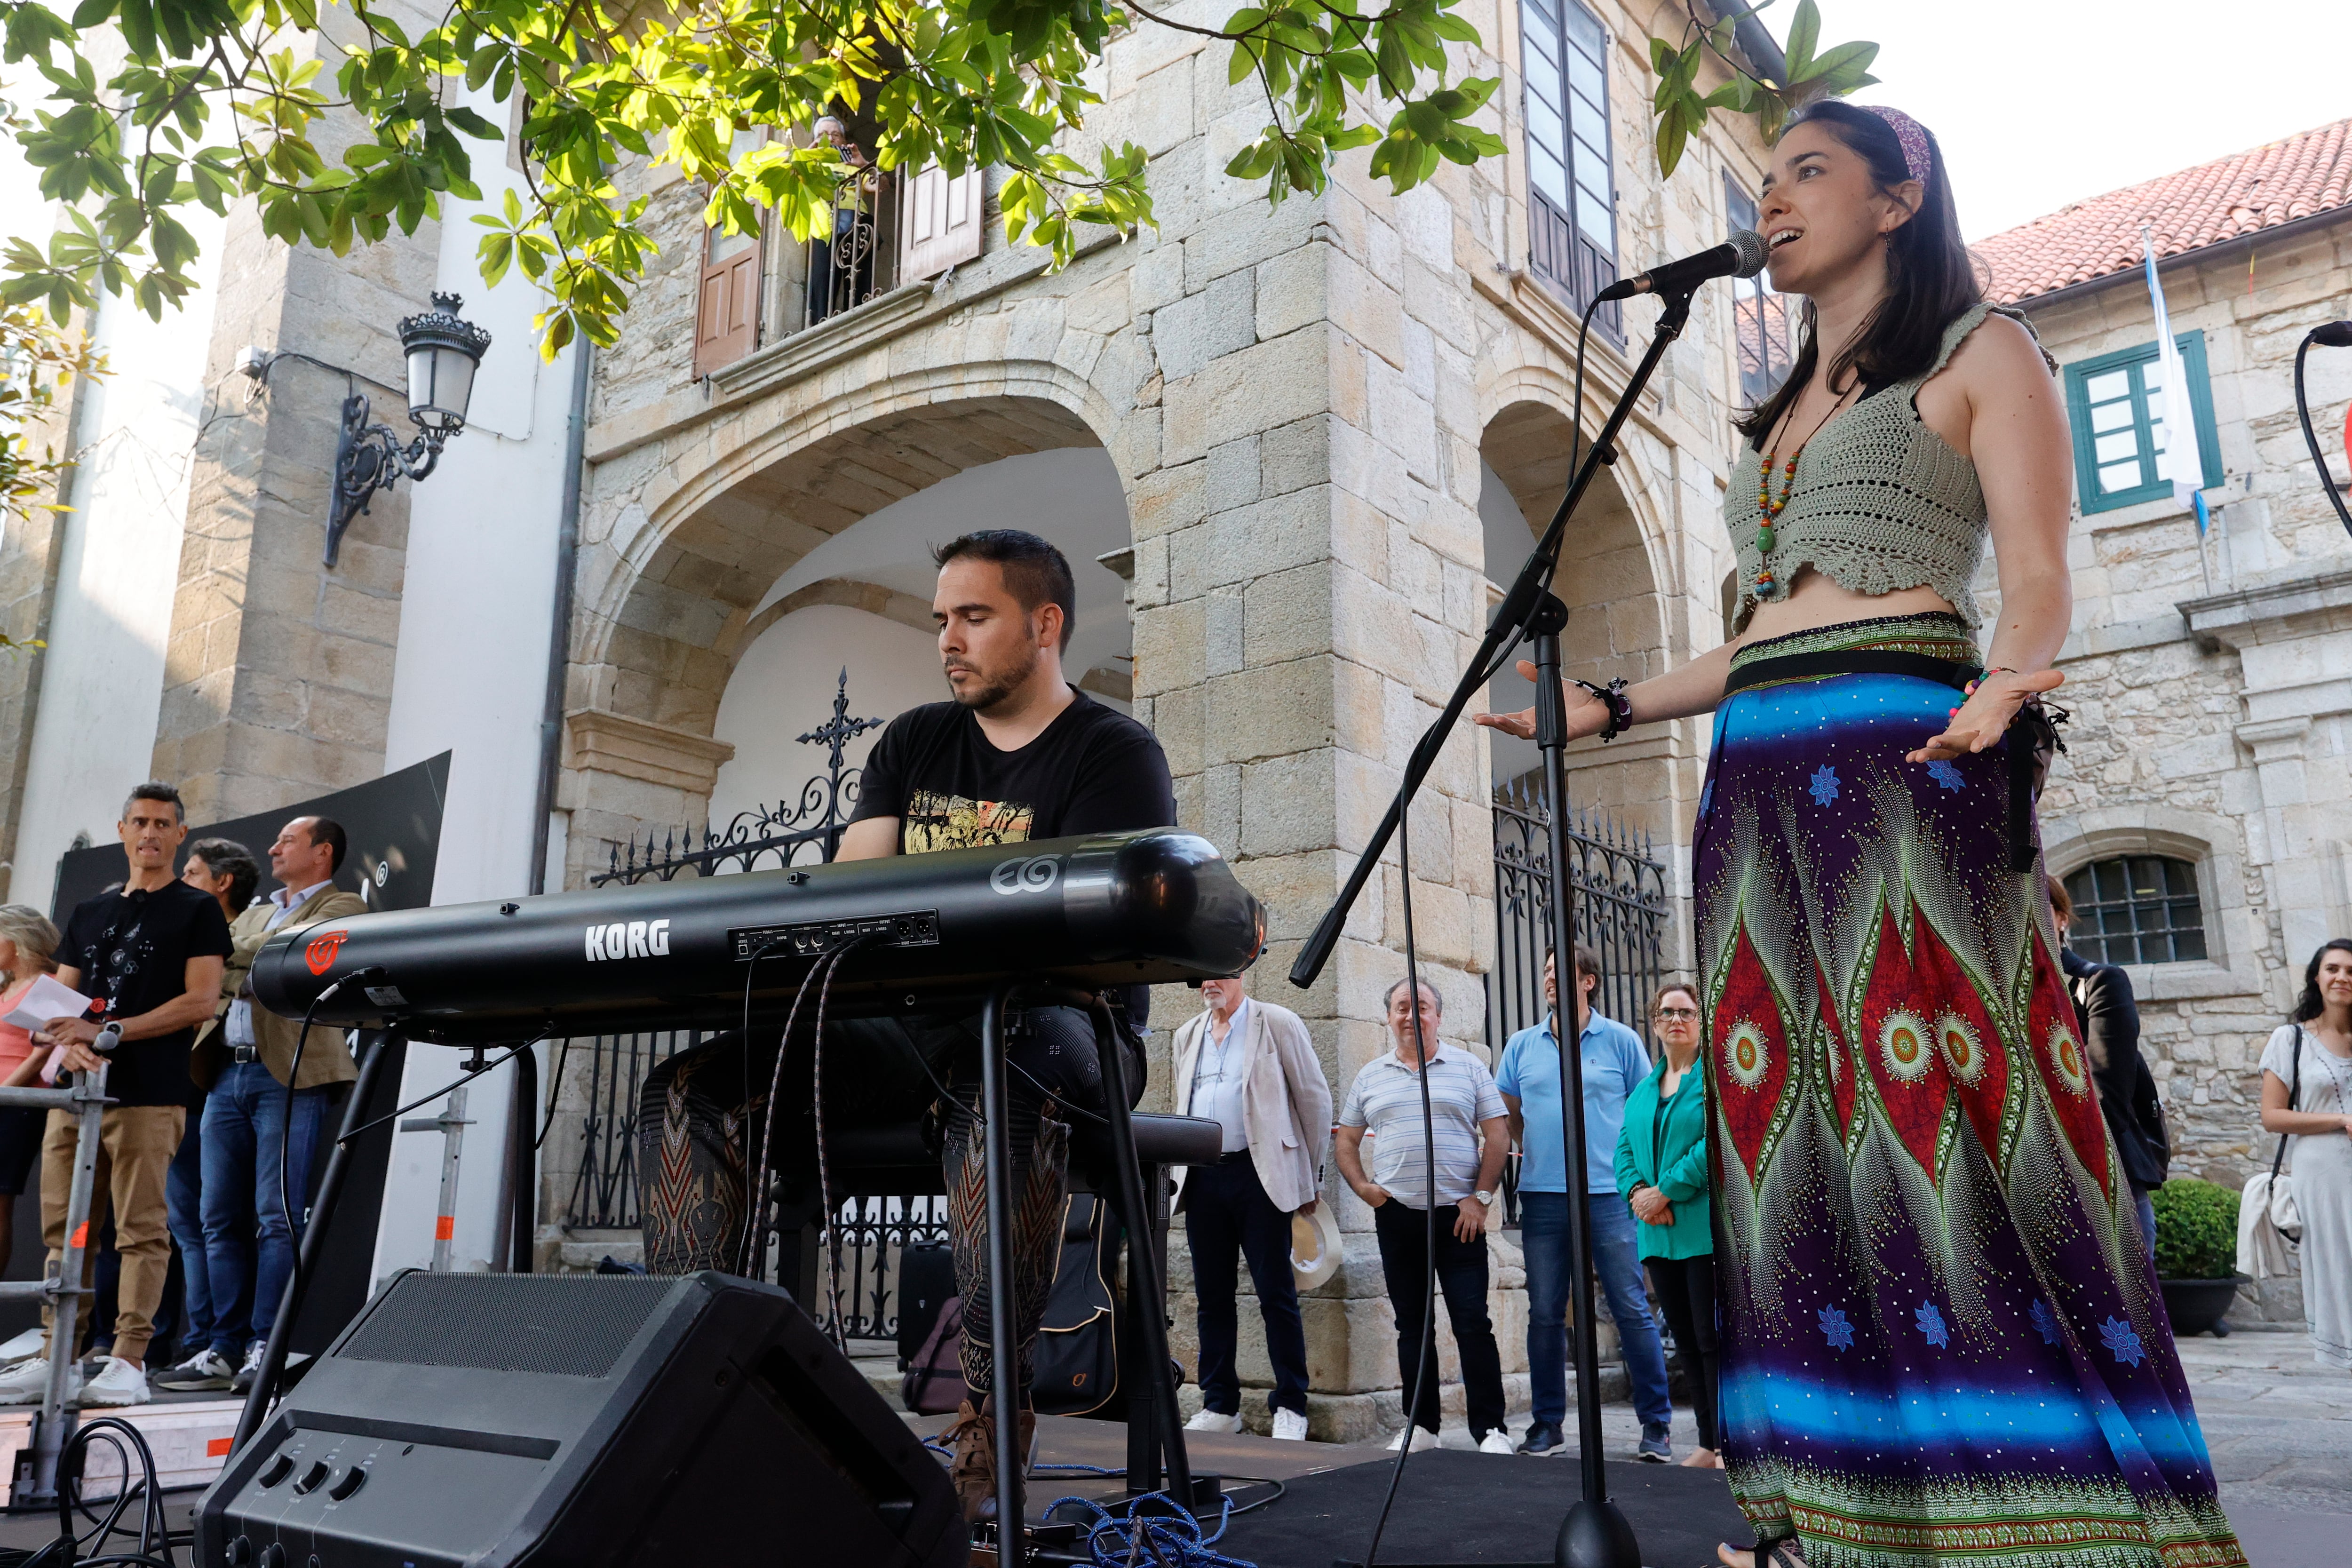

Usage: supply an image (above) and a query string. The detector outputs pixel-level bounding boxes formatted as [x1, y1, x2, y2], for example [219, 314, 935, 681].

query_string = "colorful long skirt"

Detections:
[1694, 614, 2245, 1568]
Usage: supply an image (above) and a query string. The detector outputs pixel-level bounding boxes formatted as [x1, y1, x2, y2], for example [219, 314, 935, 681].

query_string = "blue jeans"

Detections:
[163, 1109, 214, 1355]
[1519, 1191, 1672, 1430]
[2133, 1187, 2158, 1267]
[201, 1065, 330, 1355]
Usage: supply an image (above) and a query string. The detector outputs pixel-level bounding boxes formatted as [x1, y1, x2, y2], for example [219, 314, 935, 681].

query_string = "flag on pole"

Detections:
[2142, 225, 2210, 535]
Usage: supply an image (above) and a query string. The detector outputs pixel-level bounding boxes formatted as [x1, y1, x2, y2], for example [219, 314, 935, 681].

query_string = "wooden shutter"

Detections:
[898, 164, 983, 282]
[694, 219, 761, 376]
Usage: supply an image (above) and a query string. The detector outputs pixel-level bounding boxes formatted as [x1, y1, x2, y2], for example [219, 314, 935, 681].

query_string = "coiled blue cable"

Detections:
[1044, 1490, 1256, 1568]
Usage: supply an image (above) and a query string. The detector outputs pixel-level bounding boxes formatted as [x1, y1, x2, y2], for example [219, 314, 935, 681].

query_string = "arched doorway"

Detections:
[564, 393, 1130, 884]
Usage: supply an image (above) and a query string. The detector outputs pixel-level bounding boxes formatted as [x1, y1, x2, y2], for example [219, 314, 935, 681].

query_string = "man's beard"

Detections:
[946, 647, 1037, 713]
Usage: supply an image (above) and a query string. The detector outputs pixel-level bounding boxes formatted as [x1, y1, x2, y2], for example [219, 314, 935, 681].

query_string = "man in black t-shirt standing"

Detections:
[0, 782, 231, 1409]
[640, 530, 1174, 1520]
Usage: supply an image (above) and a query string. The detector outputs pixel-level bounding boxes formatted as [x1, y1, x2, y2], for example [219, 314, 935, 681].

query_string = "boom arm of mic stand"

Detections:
[2295, 333, 2352, 540]
[1288, 285, 1698, 990]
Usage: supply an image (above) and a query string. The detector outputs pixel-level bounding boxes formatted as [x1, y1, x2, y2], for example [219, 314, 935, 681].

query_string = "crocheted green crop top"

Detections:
[1725, 301, 2050, 635]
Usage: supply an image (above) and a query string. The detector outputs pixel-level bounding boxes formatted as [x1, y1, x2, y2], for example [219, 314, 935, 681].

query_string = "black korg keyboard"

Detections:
[250, 829, 1266, 1043]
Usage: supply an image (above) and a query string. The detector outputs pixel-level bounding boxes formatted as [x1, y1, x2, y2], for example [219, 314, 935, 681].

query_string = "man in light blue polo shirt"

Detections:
[1495, 946, 1673, 1460]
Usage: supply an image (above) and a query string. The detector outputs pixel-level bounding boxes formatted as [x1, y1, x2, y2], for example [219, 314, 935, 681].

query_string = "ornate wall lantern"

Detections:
[326, 292, 492, 566]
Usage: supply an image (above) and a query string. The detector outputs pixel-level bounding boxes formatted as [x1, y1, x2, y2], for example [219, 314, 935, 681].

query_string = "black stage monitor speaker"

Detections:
[196, 1270, 963, 1568]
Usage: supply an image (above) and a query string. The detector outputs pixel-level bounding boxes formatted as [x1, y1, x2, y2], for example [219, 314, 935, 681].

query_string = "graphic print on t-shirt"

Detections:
[901, 788, 1036, 853]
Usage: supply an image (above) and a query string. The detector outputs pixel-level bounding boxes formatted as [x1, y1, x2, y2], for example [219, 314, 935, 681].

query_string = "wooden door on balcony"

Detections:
[695, 215, 762, 376]
[898, 164, 983, 282]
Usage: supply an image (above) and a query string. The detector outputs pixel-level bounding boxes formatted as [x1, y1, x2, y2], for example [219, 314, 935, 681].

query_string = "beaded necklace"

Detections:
[1751, 381, 1859, 602]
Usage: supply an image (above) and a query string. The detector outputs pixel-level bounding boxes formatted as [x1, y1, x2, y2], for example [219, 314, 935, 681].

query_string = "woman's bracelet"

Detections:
[1571, 677, 1634, 741]
[1963, 667, 2019, 699]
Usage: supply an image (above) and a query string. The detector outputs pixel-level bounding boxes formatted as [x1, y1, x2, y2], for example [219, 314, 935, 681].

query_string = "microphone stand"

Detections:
[1290, 280, 1699, 1568]
[2293, 325, 2352, 540]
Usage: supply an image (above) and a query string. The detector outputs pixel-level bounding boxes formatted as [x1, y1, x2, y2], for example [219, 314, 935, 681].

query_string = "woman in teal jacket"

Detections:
[1614, 980, 1719, 1467]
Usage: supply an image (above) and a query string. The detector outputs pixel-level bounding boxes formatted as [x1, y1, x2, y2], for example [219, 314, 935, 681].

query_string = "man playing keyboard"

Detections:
[639, 528, 1174, 1522]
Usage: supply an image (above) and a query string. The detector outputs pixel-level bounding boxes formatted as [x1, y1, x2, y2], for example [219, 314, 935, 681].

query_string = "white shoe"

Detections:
[1478, 1430, 1516, 1455]
[79, 1357, 148, 1408]
[0, 1329, 43, 1362]
[0, 1355, 74, 1406]
[1385, 1425, 1440, 1452]
[1271, 1408, 1310, 1441]
[1184, 1408, 1242, 1433]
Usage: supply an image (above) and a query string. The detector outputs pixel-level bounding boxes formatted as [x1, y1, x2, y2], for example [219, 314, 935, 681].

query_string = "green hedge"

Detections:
[2150, 1179, 2241, 1281]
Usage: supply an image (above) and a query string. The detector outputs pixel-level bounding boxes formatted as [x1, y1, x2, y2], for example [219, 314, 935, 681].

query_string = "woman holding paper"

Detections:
[0, 906, 64, 1274]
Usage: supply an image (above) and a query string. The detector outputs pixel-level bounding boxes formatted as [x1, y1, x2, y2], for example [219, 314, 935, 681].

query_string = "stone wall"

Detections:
[2000, 215, 2352, 1321]
[535, 0, 1776, 1423]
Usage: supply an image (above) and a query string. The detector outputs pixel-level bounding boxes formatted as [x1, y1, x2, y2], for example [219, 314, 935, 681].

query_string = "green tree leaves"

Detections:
[4, 0, 1503, 358]
[1644, 1, 1876, 177]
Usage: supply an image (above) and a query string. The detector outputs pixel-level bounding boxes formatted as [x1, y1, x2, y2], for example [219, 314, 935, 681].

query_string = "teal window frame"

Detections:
[2061, 330, 2223, 514]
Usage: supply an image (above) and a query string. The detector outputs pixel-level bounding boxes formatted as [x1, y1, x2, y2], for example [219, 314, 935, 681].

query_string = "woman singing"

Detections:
[1482, 102, 2243, 1568]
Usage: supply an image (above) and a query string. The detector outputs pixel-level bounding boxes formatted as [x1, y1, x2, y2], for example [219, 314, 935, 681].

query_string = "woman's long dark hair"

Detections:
[1734, 100, 1982, 444]
[2293, 938, 2352, 1023]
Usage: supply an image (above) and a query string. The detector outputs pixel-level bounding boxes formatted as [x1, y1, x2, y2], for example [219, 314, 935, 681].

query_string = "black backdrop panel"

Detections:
[9, 753, 451, 1354]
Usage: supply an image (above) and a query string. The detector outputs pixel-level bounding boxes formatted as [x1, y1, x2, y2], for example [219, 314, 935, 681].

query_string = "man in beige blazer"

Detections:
[1170, 970, 1331, 1441]
[157, 816, 365, 1396]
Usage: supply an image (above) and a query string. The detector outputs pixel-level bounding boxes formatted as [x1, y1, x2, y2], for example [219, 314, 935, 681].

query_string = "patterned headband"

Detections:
[1860, 105, 1933, 189]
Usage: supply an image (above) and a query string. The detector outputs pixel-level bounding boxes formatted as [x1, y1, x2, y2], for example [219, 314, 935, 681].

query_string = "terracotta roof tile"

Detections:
[1973, 118, 2352, 304]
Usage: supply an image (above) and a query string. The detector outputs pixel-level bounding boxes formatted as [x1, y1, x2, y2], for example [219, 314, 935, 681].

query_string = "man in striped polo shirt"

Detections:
[1334, 978, 1511, 1454]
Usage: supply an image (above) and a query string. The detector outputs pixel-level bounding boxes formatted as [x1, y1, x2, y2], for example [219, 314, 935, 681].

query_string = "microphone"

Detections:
[1596, 230, 1768, 302]
[2312, 320, 2352, 348]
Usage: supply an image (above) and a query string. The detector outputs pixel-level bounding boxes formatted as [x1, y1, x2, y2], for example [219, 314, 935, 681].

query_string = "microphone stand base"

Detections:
[1555, 1498, 1643, 1568]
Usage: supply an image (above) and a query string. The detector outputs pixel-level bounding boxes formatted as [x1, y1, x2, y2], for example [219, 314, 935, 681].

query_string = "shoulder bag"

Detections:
[2261, 1027, 2305, 1244]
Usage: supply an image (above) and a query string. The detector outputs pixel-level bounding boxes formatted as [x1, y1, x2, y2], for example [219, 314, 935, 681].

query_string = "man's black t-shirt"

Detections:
[54, 879, 234, 1108]
[851, 691, 1176, 852]
[850, 691, 1177, 1026]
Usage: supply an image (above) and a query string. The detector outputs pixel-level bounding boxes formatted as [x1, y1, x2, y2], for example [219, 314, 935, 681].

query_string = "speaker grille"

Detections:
[339, 1274, 683, 1378]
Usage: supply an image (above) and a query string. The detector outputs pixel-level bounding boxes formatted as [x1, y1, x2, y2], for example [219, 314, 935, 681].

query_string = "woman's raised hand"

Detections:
[1474, 661, 1616, 743]
[1906, 667, 2065, 764]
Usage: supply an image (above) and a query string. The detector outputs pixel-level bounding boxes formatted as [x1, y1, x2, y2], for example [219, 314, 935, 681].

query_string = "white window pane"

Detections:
[1527, 97, 1565, 158]
[2090, 399, 2134, 433]
[2148, 415, 2170, 454]
[1568, 48, 1604, 107]
[2098, 460, 2142, 493]
[1530, 145, 1569, 208]
[2140, 361, 2166, 398]
[2092, 431, 2139, 464]
[2084, 369, 2130, 403]
[1563, 0, 1604, 56]
[1575, 192, 1614, 247]
[1526, 33, 1561, 83]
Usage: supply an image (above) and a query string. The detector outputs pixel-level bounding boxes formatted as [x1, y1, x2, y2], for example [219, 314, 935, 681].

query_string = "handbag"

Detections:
[2264, 1027, 2305, 1243]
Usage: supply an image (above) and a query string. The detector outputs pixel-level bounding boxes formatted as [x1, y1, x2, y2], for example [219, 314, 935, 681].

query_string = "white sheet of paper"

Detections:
[1, 973, 92, 1033]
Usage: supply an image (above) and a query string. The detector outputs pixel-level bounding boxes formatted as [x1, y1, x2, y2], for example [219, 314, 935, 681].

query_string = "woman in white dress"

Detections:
[2260, 939, 2352, 1370]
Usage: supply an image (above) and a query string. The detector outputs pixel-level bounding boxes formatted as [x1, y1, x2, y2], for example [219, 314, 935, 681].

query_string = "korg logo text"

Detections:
[586, 918, 671, 962]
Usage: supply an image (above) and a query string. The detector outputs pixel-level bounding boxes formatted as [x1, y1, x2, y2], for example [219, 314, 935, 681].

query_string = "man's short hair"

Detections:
[1383, 976, 1442, 1015]
[1572, 944, 1600, 983]
[123, 781, 184, 824]
[931, 530, 1077, 651]
[302, 817, 350, 876]
[186, 837, 262, 916]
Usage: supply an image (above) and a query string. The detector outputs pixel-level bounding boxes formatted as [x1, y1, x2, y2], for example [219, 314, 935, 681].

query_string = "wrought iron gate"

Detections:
[1486, 777, 1671, 1056]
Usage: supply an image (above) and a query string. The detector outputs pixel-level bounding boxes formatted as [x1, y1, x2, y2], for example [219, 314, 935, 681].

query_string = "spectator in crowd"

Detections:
[2048, 876, 2169, 1262]
[2261, 939, 2352, 1371]
[147, 839, 260, 1377]
[0, 907, 64, 1315]
[163, 818, 362, 1395]
[0, 783, 231, 1408]
[1496, 948, 1674, 1460]
[1613, 981, 1719, 1468]
[1172, 969, 1332, 1442]
[1335, 978, 1512, 1455]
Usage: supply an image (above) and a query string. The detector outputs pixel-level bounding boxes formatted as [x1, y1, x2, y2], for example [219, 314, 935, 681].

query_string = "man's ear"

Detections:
[1036, 601, 1064, 650]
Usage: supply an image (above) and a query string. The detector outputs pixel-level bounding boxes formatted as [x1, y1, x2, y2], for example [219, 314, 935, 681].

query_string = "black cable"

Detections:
[334, 1035, 546, 1147]
[278, 967, 382, 1355]
[741, 945, 844, 1277]
[810, 931, 885, 1345]
[534, 1035, 573, 1149]
[1363, 805, 1441, 1568]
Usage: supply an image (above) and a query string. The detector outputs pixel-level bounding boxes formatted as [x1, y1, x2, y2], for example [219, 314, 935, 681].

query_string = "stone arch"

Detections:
[1476, 397, 1674, 838]
[562, 372, 1136, 886]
